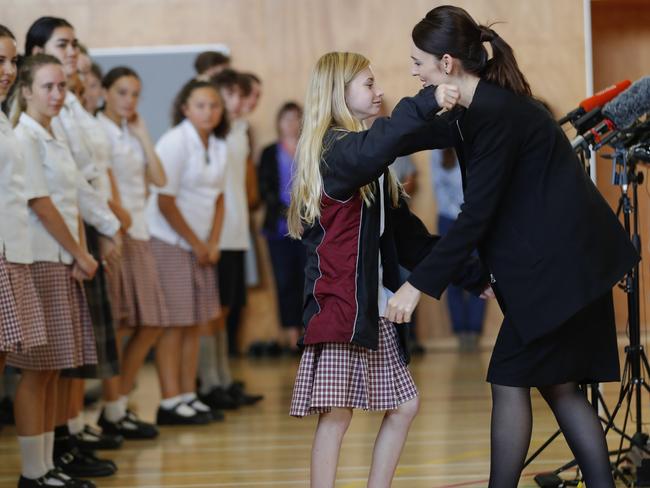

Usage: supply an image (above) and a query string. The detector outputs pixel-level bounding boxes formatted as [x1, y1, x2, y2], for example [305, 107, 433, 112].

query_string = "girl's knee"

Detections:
[394, 396, 420, 421]
[320, 408, 353, 432]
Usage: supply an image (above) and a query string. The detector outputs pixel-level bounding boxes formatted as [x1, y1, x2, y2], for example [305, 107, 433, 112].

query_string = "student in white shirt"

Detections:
[7, 54, 99, 488]
[96, 66, 167, 439]
[24, 16, 121, 476]
[147, 79, 228, 425]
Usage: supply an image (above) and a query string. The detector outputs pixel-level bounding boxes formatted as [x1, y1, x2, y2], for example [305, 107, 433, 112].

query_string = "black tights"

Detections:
[488, 382, 614, 488]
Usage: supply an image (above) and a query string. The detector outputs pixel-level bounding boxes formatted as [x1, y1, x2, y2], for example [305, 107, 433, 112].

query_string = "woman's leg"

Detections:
[488, 384, 533, 488]
[120, 326, 163, 396]
[367, 396, 420, 487]
[311, 408, 353, 488]
[538, 383, 614, 488]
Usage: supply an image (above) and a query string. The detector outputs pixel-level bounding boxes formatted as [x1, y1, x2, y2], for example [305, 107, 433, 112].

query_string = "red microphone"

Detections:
[559, 80, 632, 125]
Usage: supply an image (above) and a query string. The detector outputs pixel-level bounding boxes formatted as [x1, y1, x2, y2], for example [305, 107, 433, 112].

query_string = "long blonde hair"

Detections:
[287, 52, 401, 238]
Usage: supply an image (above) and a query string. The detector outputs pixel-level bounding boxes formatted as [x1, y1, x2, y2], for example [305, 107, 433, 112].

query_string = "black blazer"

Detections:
[258, 142, 285, 234]
[408, 80, 639, 345]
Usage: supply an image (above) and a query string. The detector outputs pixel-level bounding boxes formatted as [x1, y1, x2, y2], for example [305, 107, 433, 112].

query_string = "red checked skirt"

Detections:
[107, 235, 169, 327]
[290, 317, 418, 417]
[7, 262, 97, 370]
[149, 238, 220, 327]
[0, 257, 47, 353]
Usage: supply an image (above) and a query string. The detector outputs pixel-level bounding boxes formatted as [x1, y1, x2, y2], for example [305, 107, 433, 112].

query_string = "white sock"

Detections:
[182, 392, 210, 413]
[104, 399, 127, 422]
[43, 431, 55, 471]
[18, 435, 48, 479]
[42, 471, 65, 486]
[160, 396, 196, 417]
[119, 395, 129, 411]
[67, 414, 84, 435]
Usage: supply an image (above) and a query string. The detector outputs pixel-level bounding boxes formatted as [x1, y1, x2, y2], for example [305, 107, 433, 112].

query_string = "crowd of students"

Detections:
[0, 16, 278, 488]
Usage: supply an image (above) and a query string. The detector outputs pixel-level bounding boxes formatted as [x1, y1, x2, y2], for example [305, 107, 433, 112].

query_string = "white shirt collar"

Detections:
[19, 112, 56, 142]
[97, 111, 125, 139]
[181, 118, 213, 150]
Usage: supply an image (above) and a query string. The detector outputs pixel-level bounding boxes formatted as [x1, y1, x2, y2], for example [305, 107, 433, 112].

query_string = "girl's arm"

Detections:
[106, 167, 132, 232]
[326, 86, 456, 199]
[207, 195, 225, 264]
[129, 114, 167, 187]
[157, 194, 209, 265]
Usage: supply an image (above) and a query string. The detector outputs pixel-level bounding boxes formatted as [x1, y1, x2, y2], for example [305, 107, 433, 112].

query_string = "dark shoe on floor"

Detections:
[55, 447, 116, 478]
[186, 398, 223, 422]
[75, 424, 123, 451]
[98, 409, 159, 440]
[45, 468, 96, 488]
[199, 387, 239, 410]
[156, 404, 211, 426]
[227, 383, 264, 406]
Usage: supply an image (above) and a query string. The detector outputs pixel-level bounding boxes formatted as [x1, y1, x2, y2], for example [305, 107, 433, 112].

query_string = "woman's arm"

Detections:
[129, 114, 167, 187]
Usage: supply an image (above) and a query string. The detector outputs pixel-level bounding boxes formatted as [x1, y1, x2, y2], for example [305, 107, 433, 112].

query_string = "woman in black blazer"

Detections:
[385, 6, 639, 488]
[258, 102, 306, 352]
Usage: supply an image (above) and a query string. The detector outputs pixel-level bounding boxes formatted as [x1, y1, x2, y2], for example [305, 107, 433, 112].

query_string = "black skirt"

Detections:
[487, 291, 620, 387]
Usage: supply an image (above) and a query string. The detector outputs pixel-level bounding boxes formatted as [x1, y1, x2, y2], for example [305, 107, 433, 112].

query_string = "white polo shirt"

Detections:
[81, 113, 113, 201]
[0, 112, 33, 264]
[219, 118, 250, 251]
[16, 113, 81, 264]
[97, 112, 149, 240]
[147, 119, 227, 251]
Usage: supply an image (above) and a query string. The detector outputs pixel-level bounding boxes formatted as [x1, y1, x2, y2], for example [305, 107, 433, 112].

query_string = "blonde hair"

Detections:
[287, 52, 401, 238]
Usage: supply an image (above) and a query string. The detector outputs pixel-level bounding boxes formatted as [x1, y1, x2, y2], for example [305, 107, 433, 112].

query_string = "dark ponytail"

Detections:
[412, 5, 531, 97]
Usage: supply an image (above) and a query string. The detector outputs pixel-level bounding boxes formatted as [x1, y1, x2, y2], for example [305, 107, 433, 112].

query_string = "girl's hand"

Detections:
[193, 241, 211, 267]
[128, 112, 150, 142]
[208, 245, 221, 265]
[112, 203, 132, 232]
[434, 84, 460, 111]
[98, 234, 122, 276]
[75, 251, 99, 280]
[385, 281, 422, 324]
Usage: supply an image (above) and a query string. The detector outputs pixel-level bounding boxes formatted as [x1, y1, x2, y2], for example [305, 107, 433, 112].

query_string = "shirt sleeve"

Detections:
[155, 130, 186, 197]
[76, 170, 120, 237]
[16, 131, 50, 200]
[408, 114, 519, 298]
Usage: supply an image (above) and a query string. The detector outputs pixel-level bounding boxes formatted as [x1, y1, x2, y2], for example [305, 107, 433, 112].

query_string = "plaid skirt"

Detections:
[107, 235, 168, 327]
[7, 262, 98, 371]
[290, 318, 418, 417]
[64, 225, 119, 379]
[0, 257, 47, 353]
[150, 238, 220, 327]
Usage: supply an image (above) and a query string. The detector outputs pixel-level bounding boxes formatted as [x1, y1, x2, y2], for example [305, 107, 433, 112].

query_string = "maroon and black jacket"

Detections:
[300, 87, 487, 360]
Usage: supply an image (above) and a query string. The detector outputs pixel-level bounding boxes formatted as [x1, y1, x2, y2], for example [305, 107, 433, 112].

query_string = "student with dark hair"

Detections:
[194, 50, 230, 80]
[24, 15, 122, 479]
[96, 66, 167, 439]
[384, 6, 639, 487]
[147, 79, 228, 425]
[258, 102, 305, 353]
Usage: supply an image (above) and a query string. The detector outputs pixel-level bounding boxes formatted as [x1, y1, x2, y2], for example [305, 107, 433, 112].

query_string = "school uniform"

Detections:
[147, 119, 226, 326]
[53, 92, 122, 379]
[218, 118, 250, 310]
[7, 113, 98, 371]
[97, 112, 168, 327]
[290, 88, 484, 416]
[0, 112, 46, 354]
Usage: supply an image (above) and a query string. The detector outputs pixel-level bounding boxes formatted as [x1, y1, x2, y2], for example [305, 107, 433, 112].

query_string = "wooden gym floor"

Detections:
[0, 344, 638, 487]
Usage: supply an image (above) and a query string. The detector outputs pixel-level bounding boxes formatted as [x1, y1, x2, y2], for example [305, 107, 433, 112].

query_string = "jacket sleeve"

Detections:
[325, 87, 454, 199]
[392, 196, 489, 294]
[407, 114, 518, 299]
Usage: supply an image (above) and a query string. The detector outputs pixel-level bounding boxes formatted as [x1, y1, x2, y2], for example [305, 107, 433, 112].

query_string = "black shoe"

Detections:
[46, 468, 96, 488]
[187, 398, 224, 422]
[199, 387, 239, 410]
[227, 383, 264, 406]
[98, 409, 159, 440]
[75, 424, 124, 450]
[55, 447, 116, 478]
[156, 403, 211, 426]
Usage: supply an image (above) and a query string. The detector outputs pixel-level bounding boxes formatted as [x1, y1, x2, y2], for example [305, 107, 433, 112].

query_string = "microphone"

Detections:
[559, 80, 631, 126]
[572, 77, 650, 151]
[602, 76, 650, 129]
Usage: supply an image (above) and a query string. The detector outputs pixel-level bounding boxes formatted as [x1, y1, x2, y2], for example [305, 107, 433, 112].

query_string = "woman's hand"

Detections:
[385, 281, 422, 324]
[208, 245, 221, 265]
[128, 112, 151, 143]
[434, 84, 460, 111]
[98, 234, 122, 276]
[192, 241, 211, 267]
[480, 286, 495, 299]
